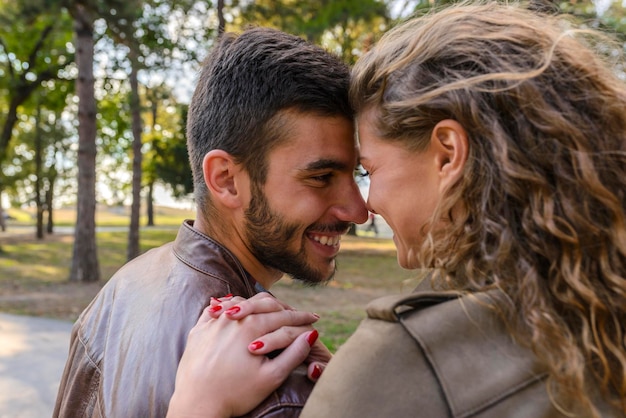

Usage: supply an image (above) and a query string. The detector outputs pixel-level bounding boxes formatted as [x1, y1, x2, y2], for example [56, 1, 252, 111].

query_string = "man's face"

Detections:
[243, 112, 368, 285]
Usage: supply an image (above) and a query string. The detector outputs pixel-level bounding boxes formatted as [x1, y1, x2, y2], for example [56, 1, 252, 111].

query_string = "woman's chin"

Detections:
[396, 250, 420, 270]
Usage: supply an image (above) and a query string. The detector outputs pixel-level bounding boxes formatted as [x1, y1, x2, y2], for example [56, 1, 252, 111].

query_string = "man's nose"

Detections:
[332, 182, 368, 225]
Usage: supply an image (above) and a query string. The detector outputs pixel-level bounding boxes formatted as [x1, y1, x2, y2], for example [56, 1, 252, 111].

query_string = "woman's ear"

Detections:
[202, 150, 246, 209]
[430, 119, 469, 192]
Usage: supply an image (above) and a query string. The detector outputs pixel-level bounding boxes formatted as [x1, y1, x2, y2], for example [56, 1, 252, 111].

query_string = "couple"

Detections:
[59, 2, 626, 418]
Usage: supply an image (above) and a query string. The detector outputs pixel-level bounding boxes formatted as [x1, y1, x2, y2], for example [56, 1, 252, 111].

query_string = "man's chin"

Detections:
[290, 275, 332, 287]
[288, 266, 336, 286]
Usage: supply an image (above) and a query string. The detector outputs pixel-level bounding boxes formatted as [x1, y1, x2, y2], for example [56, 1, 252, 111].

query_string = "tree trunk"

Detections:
[127, 48, 143, 261]
[46, 184, 54, 234]
[46, 150, 57, 234]
[69, 3, 100, 282]
[146, 181, 154, 227]
[0, 188, 5, 233]
[217, 0, 225, 36]
[0, 80, 18, 230]
[35, 103, 44, 239]
[0, 97, 20, 165]
[146, 91, 157, 228]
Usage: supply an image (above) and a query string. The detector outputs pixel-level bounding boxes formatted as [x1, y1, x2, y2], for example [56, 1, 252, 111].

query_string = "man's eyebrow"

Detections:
[302, 159, 350, 172]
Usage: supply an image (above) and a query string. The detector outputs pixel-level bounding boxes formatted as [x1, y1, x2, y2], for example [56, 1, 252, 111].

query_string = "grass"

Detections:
[315, 309, 366, 352]
[0, 207, 420, 351]
[5, 205, 194, 227]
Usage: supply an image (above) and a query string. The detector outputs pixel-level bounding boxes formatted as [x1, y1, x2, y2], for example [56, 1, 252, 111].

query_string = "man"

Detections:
[53, 27, 367, 417]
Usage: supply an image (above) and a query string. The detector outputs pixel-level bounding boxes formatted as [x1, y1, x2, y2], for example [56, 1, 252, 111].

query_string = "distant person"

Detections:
[166, 3, 626, 417]
[53, 27, 367, 417]
[364, 212, 378, 235]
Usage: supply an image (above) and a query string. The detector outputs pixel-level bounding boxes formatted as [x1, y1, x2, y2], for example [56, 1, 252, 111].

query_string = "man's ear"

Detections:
[430, 119, 469, 192]
[202, 150, 246, 209]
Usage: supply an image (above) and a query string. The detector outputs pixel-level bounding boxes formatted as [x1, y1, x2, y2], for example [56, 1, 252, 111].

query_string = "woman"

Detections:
[168, 2, 626, 417]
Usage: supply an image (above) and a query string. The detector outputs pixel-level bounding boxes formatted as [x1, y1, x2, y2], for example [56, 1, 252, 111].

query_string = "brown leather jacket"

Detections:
[53, 220, 312, 418]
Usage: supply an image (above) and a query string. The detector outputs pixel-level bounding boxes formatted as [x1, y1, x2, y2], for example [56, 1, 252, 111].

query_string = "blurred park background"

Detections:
[0, 204, 410, 351]
[1, 0, 625, 349]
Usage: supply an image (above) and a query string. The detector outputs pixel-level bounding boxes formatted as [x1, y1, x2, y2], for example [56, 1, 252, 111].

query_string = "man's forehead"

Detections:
[266, 112, 358, 168]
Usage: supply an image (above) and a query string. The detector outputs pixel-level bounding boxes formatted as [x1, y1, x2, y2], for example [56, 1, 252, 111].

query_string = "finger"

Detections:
[260, 330, 318, 386]
[224, 294, 296, 320]
[198, 305, 214, 324]
[307, 362, 325, 382]
[241, 309, 320, 339]
[189, 307, 219, 340]
[207, 293, 275, 318]
[207, 296, 247, 318]
[247, 325, 315, 355]
[210, 295, 245, 306]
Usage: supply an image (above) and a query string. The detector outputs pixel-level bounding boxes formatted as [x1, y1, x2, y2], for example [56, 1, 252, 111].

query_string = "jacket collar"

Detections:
[173, 220, 258, 295]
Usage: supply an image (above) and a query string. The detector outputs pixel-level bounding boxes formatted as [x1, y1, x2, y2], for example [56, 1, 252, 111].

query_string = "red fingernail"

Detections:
[311, 364, 322, 380]
[209, 305, 222, 312]
[249, 341, 264, 351]
[222, 293, 233, 298]
[306, 329, 319, 346]
[225, 306, 240, 315]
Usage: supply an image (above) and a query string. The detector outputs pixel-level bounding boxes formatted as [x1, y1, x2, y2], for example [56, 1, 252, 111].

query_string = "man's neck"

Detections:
[192, 215, 282, 290]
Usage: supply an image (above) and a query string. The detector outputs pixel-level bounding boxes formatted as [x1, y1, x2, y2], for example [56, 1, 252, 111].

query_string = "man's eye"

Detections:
[311, 173, 333, 183]
[354, 165, 370, 178]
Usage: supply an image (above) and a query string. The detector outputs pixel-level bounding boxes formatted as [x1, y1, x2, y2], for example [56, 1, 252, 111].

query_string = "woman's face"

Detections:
[357, 110, 442, 269]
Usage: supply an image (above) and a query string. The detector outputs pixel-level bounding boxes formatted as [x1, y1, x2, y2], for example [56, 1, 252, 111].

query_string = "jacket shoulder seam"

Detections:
[75, 318, 106, 417]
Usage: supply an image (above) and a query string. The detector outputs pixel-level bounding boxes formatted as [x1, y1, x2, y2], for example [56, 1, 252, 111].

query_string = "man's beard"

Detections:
[244, 185, 349, 285]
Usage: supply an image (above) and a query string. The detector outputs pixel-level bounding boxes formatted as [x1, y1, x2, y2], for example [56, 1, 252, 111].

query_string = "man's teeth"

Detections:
[312, 235, 341, 246]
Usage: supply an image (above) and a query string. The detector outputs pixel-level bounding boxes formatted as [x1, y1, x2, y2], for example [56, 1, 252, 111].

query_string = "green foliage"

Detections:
[560, 0, 626, 41]
[0, 0, 73, 98]
[0, 0, 74, 160]
[150, 103, 193, 197]
[5, 107, 74, 207]
[4, 0, 624, 244]
[141, 84, 192, 199]
[82, 0, 208, 207]
[0, 0, 75, 215]
[95, 83, 133, 205]
[237, 0, 392, 64]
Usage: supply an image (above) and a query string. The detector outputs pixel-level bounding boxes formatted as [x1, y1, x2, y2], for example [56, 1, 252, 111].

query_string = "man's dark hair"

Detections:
[186, 27, 353, 219]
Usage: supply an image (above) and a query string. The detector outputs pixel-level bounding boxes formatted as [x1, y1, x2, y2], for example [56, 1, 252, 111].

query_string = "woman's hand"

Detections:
[167, 304, 319, 418]
[208, 293, 332, 381]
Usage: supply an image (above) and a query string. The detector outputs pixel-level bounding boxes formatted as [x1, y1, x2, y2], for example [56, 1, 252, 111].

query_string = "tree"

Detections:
[96, 79, 133, 205]
[102, 0, 212, 260]
[143, 85, 192, 226]
[101, 0, 144, 260]
[0, 0, 73, 232]
[237, 0, 391, 64]
[151, 103, 193, 202]
[65, 0, 100, 282]
[5, 97, 74, 238]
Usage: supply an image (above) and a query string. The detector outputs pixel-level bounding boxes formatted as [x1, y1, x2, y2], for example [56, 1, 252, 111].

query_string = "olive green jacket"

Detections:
[300, 279, 620, 417]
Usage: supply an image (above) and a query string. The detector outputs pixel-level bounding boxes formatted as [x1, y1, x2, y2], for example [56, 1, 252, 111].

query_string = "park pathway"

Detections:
[0, 313, 72, 418]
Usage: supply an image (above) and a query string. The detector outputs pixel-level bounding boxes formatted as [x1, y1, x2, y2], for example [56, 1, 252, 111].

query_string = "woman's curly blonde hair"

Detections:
[351, 2, 626, 416]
